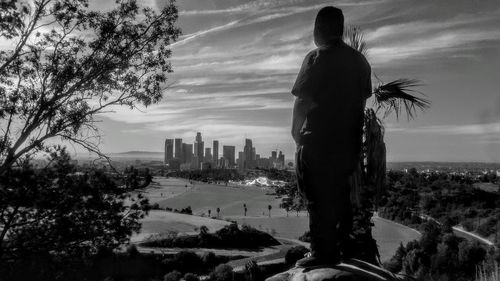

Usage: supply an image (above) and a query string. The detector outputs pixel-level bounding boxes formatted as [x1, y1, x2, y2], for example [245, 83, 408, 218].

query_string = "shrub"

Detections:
[184, 273, 200, 281]
[298, 231, 310, 242]
[209, 264, 233, 281]
[164, 270, 182, 281]
[285, 246, 309, 266]
[125, 244, 140, 258]
[462, 220, 474, 232]
[170, 251, 204, 274]
[202, 252, 219, 269]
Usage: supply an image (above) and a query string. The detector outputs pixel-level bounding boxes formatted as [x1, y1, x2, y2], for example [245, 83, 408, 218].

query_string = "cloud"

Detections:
[369, 28, 500, 65]
[171, 20, 239, 47]
[386, 122, 500, 135]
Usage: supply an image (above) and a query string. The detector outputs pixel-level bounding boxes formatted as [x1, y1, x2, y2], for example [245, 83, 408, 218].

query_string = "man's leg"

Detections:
[296, 146, 342, 266]
[336, 174, 353, 260]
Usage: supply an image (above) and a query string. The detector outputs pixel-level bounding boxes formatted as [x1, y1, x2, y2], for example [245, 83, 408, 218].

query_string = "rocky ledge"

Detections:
[265, 259, 413, 281]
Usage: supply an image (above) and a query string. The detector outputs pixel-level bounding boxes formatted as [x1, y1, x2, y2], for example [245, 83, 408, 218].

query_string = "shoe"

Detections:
[295, 255, 340, 268]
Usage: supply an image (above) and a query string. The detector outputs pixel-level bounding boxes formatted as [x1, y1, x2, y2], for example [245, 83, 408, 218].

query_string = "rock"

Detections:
[265, 259, 412, 281]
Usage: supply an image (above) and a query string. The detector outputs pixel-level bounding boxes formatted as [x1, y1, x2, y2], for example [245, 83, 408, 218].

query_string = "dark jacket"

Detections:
[291, 34, 371, 170]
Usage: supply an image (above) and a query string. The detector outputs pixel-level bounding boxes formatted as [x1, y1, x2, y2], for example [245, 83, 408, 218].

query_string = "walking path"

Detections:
[419, 213, 495, 247]
[452, 226, 495, 246]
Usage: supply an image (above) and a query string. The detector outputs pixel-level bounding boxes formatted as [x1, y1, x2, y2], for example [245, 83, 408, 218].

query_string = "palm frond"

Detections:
[373, 78, 430, 120]
[344, 25, 367, 56]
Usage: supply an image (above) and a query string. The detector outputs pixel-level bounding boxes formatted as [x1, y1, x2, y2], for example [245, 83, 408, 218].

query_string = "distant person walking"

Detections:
[292, 6, 372, 267]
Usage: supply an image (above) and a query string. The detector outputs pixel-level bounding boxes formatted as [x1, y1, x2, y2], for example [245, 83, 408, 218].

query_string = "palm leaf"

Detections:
[373, 78, 430, 120]
[344, 25, 367, 56]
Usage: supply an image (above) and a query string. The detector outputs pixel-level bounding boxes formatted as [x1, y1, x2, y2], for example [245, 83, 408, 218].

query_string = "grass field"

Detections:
[155, 178, 289, 218]
[473, 182, 500, 193]
[137, 177, 421, 262]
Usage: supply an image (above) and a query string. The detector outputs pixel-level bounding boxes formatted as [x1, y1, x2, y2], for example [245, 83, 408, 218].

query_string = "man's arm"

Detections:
[362, 56, 372, 101]
[291, 50, 322, 101]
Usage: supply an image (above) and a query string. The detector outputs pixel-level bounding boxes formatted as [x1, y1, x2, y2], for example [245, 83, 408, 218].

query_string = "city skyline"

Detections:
[162, 132, 288, 170]
[78, 0, 500, 163]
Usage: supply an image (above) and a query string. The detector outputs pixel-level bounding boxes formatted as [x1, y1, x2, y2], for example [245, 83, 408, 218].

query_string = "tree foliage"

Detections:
[0, 0, 180, 173]
[0, 148, 149, 264]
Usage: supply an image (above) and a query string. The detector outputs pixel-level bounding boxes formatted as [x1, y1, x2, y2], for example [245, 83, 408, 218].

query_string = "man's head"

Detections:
[314, 6, 344, 47]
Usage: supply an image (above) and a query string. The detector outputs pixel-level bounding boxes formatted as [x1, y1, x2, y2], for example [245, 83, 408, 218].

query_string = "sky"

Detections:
[91, 0, 500, 162]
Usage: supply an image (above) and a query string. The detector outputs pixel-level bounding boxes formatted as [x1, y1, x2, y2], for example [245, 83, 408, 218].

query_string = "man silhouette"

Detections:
[292, 6, 372, 267]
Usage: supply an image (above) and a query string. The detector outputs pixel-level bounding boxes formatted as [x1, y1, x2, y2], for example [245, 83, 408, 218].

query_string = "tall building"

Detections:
[195, 132, 204, 165]
[278, 151, 285, 168]
[271, 151, 277, 161]
[174, 138, 182, 159]
[213, 140, 219, 165]
[164, 139, 174, 164]
[182, 143, 193, 164]
[223, 145, 235, 166]
[243, 139, 254, 169]
[238, 151, 244, 169]
[204, 148, 212, 163]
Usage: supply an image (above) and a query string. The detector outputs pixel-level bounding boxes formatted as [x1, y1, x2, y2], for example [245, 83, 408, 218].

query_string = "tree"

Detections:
[243, 203, 247, 216]
[164, 270, 182, 281]
[268, 204, 272, 217]
[0, 0, 180, 174]
[209, 264, 233, 281]
[208, 209, 212, 217]
[216, 207, 220, 218]
[0, 148, 149, 264]
[343, 26, 430, 265]
[0, 0, 179, 273]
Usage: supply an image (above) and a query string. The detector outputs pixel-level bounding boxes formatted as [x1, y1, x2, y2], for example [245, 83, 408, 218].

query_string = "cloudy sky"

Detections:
[93, 0, 500, 162]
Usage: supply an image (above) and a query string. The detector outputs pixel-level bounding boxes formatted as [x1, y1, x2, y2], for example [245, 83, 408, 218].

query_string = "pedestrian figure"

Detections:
[292, 6, 371, 267]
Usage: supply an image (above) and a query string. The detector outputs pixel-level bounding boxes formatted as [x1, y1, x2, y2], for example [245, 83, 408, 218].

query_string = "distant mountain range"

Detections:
[97, 152, 500, 169]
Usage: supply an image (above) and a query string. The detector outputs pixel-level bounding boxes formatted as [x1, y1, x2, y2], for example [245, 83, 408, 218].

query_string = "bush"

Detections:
[285, 246, 309, 266]
[170, 251, 204, 274]
[125, 244, 140, 258]
[141, 222, 280, 250]
[184, 273, 200, 281]
[164, 270, 182, 281]
[209, 264, 233, 281]
[462, 220, 474, 232]
[202, 252, 219, 269]
[298, 231, 310, 242]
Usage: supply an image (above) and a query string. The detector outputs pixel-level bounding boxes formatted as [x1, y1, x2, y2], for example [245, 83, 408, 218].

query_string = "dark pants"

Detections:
[296, 145, 353, 261]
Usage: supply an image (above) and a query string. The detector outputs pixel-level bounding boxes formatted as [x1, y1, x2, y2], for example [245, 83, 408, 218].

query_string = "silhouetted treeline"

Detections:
[141, 223, 280, 250]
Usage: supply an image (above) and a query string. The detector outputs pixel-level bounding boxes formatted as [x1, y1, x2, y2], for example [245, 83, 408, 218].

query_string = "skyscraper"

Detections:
[243, 139, 254, 169]
[223, 145, 235, 166]
[278, 151, 285, 168]
[182, 143, 193, 164]
[213, 140, 219, 165]
[271, 151, 277, 161]
[174, 138, 182, 159]
[195, 132, 204, 164]
[164, 139, 174, 164]
[238, 151, 244, 169]
[204, 148, 212, 163]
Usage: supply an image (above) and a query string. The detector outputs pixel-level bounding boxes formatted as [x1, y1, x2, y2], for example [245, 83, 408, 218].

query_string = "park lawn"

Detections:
[473, 182, 499, 193]
[132, 210, 230, 242]
[139, 177, 421, 262]
[140, 177, 192, 204]
[157, 180, 288, 218]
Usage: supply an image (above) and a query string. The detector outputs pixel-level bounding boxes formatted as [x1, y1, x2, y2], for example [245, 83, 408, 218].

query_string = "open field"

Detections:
[473, 182, 500, 193]
[137, 177, 422, 262]
[132, 210, 230, 242]
[156, 178, 289, 218]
